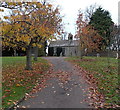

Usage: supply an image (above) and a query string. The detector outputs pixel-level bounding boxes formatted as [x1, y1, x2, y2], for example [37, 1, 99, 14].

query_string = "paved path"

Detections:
[18, 57, 93, 108]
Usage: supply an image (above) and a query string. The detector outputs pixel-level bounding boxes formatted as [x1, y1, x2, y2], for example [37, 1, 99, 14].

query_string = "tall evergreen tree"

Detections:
[89, 7, 114, 50]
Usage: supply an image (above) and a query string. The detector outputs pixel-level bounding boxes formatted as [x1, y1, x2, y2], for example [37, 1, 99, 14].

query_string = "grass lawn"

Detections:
[2, 56, 50, 108]
[66, 56, 119, 107]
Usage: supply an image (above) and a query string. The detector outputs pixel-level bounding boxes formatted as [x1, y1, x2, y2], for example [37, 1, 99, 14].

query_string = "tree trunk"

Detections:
[79, 43, 83, 59]
[14, 49, 17, 56]
[34, 46, 38, 61]
[25, 46, 32, 70]
[80, 50, 83, 59]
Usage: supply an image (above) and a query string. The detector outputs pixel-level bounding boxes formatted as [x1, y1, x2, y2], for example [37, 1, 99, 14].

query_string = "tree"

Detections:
[89, 7, 114, 50]
[1, 2, 63, 70]
[110, 25, 120, 59]
[85, 3, 98, 21]
[76, 10, 102, 58]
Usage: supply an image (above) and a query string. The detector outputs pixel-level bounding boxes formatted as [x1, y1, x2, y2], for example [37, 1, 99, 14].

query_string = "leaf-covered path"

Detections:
[18, 57, 93, 108]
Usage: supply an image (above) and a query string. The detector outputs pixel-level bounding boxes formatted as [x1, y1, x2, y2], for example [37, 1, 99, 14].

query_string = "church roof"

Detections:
[49, 40, 79, 47]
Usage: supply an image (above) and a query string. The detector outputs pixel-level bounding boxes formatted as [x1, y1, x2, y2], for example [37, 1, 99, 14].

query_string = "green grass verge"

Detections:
[2, 56, 50, 108]
[66, 56, 119, 106]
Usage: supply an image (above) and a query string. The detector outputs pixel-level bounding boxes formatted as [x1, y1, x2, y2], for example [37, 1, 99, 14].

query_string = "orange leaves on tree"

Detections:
[76, 10, 102, 54]
[4, 16, 9, 19]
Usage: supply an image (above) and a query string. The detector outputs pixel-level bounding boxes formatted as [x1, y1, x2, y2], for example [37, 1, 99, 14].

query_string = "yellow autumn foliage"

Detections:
[1, 2, 63, 50]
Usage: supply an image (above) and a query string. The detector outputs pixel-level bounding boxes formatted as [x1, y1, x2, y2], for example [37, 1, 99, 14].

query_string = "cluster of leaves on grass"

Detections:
[66, 56, 119, 108]
[2, 57, 50, 108]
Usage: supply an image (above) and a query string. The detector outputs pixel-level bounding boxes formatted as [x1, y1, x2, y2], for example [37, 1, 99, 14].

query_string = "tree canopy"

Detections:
[1, 1, 63, 69]
[76, 10, 102, 57]
[1, 2, 63, 50]
[89, 7, 114, 49]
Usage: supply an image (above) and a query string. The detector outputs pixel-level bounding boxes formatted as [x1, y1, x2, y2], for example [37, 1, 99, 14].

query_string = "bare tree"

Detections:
[84, 3, 99, 21]
[109, 25, 120, 59]
[116, 25, 120, 59]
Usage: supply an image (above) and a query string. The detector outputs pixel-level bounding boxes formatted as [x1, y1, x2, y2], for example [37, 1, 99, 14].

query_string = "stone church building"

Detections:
[48, 33, 80, 57]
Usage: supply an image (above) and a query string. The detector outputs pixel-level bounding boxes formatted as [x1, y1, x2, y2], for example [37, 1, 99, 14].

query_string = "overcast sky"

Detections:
[52, 0, 120, 35]
[0, 0, 119, 36]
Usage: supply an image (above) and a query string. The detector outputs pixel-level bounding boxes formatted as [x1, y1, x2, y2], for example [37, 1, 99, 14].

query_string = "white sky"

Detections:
[1, 0, 119, 36]
[52, 0, 120, 35]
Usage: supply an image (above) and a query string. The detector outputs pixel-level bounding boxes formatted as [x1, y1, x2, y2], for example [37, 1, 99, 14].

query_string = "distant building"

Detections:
[48, 33, 80, 56]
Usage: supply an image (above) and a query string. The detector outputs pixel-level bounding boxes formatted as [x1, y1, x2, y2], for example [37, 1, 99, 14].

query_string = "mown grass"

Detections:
[2, 56, 50, 108]
[66, 56, 119, 106]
